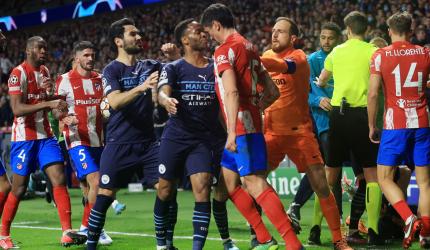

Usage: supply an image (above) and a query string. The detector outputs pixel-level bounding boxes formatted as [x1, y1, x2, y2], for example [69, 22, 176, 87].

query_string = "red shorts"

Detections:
[265, 132, 324, 173]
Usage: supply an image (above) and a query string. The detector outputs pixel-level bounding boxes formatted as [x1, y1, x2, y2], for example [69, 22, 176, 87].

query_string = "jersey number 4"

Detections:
[392, 63, 423, 96]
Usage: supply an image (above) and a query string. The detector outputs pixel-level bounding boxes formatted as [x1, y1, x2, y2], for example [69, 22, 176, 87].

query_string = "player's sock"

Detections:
[366, 182, 382, 233]
[53, 186, 72, 231]
[192, 202, 211, 250]
[249, 200, 262, 239]
[213, 199, 230, 240]
[0, 192, 8, 217]
[1, 193, 20, 236]
[229, 186, 271, 243]
[81, 202, 92, 228]
[293, 174, 314, 206]
[420, 216, 430, 237]
[87, 194, 113, 250]
[319, 192, 342, 242]
[393, 200, 413, 222]
[256, 187, 302, 249]
[154, 196, 170, 247]
[349, 179, 366, 231]
[312, 195, 323, 227]
[111, 199, 118, 209]
[166, 196, 178, 247]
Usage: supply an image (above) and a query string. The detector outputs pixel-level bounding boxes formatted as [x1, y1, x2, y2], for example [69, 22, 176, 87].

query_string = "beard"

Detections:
[80, 61, 94, 71]
[124, 44, 142, 55]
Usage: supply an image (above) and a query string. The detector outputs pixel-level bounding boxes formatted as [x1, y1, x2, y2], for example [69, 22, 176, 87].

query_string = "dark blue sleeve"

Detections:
[157, 63, 177, 90]
[102, 64, 121, 96]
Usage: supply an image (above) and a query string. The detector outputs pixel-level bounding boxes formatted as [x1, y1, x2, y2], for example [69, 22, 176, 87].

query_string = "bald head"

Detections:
[26, 36, 45, 50]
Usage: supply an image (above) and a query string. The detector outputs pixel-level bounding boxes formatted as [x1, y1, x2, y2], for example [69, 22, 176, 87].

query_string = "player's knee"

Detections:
[12, 185, 27, 199]
[157, 181, 174, 201]
[86, 172, 100, 188]
[98, 187, 116, 197]
[0, 179, 11, 194]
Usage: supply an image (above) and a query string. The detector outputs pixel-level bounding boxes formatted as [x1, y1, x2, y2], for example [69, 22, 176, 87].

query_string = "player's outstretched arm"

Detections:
[158, 85, 178, 115]
[10, 94, 67, 117]
[259, 70, 280, 110]
[367, 73, 382, 143]
[107, 71, 159, 110]
[222, 69, 239, 152]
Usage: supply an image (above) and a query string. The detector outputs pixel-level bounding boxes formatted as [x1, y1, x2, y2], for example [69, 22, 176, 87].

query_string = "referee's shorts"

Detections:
[326, 106, 379, 169]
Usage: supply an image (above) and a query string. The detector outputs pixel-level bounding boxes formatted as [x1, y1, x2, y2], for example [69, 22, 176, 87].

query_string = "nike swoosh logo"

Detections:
[73, 86, 80, 90]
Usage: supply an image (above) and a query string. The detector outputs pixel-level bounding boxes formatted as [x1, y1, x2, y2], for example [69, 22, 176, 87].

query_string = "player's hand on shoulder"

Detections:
[138, 71, 159, 93]
[165, 97, 178, 115]
[319, 97, 332, 111]
[161, 43, 181, 61]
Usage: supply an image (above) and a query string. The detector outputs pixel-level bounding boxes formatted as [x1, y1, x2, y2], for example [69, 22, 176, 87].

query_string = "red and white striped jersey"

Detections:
[370, 41, 430, 129]
[56, 70, 104, 148]
[214, 33, 265, 136]
[8, 61, 53, 141]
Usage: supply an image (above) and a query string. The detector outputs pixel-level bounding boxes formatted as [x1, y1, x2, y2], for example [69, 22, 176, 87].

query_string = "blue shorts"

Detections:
[69, 146, 103, 181]
[0, 158, 6, 176]
[10, 137, 64, 176]
[377, 128, 430, 167]
[99, 141, 159, 189]
[159, 138, 213, 180]
[221, 133, 268, 176]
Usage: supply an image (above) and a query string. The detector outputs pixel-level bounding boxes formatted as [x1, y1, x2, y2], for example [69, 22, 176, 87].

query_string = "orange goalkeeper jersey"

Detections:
[261, 47, 313, 135]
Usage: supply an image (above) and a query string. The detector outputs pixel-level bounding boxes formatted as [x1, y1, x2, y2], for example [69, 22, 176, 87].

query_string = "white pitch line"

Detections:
[13, 224, 252, 243]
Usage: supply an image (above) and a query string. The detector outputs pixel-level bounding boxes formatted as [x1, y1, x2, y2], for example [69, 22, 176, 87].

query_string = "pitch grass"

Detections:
[9, 189, 416, 249]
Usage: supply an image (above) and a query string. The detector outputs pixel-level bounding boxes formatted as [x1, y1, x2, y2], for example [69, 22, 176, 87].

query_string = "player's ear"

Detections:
[290, 34, 298, 44]
[114, 37, 123, 48]
[181, 36, 188, 47]
[213, 21, 221, 31]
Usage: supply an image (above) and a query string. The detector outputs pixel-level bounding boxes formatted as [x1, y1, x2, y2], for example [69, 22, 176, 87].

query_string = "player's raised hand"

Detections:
[225, 132, 237, 152]
[139, 71, 159, 92]
[319, 97, 332, 111]
[369, 127, 381, 143]
[164, 97, 178, 115]
[48, 99, 67, 111]
[161, 43, 181, 61]
[62, 114, 79, 126]
[41, 76, 54, 94]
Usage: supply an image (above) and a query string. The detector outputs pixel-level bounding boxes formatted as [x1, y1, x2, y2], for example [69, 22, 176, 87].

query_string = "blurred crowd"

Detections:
[0, 0, 429, 128]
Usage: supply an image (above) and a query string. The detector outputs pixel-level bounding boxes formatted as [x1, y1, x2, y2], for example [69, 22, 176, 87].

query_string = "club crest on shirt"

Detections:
[101, 174, 110, 184]
[8, 75, 18, 85]
[158, 164, 166, 174]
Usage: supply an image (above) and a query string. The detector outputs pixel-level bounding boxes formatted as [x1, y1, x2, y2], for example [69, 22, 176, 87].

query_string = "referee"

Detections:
[316, 11, 383, 246]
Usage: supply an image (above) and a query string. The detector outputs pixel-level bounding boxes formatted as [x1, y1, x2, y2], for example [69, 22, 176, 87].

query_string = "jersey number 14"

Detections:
[392, 62, 423, 96]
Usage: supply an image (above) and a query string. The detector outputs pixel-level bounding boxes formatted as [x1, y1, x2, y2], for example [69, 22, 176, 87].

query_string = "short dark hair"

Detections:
[108, 18, 135, 51]
[275, 17, 299, 36]
[174, 18, 194, 46]
[200, 3, 235, 29]
[26, 36, 44, 50]
[73, 41, 96, 55]
[344, 11, 368, 35]
[387, 12, 412, 35]
[321, 22, 342, 38]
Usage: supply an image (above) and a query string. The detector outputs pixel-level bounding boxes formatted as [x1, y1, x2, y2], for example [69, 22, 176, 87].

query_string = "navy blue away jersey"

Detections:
[102, 59, 161, 144]
[158, 58, 224, 140]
